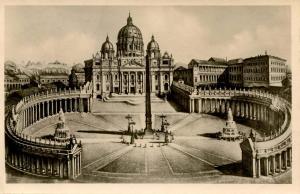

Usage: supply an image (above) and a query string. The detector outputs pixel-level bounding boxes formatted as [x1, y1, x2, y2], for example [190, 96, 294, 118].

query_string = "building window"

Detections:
[155, 75, 158, 80]
[165, 74, 168, 80]
[164, 83, 169, 91]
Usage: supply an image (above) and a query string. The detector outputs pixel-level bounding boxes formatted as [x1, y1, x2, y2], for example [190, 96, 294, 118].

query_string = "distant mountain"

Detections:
[174, 62, 188, 69]
[5, 60, 23, 75]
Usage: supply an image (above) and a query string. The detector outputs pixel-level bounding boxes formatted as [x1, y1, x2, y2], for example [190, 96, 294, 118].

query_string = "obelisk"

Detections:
[144, 54, 153, 135]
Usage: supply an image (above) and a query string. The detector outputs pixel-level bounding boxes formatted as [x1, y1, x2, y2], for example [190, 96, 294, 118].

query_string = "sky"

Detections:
[5, 6, 291, 66]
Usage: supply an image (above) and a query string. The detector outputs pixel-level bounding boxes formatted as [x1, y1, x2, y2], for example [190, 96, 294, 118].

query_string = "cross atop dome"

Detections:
[151, 35, 155, 41]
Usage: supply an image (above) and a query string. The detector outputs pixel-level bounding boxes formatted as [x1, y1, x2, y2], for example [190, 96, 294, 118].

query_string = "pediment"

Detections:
[240, 138, 255, 153]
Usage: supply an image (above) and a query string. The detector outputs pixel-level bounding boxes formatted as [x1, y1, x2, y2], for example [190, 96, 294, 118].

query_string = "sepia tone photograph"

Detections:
[2, 2, 297, 191]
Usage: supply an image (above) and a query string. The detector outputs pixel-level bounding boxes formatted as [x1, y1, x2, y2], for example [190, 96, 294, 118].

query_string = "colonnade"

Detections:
[171, 82, 292, 178]
[5, 89, 91, 179]
[20, 97, 90, 129]
[255, 147, 292, 177]
[5, 143, 82, 179]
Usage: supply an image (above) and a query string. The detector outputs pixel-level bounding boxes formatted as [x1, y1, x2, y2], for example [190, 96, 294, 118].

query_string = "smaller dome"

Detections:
[95, 52, 101, 59]
[162, 52, 170, 58]
[147, 35, 160, 51]
[101, 36, 114, 52]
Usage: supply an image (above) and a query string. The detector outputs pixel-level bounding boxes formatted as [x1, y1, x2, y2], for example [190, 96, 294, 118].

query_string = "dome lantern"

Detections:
[127, 12, 133, 25]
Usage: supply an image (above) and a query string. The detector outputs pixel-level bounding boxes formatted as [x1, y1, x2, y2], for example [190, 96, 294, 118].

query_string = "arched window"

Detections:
[165, 74, 168, 80]
[96, 84, 100, 91]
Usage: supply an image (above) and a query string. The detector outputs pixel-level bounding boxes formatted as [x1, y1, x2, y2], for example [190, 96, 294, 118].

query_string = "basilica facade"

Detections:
[84, 14, 175, 99]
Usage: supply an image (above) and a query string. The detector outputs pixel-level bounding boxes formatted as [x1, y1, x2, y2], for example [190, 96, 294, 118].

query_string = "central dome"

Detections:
[117, 13, 144, 57]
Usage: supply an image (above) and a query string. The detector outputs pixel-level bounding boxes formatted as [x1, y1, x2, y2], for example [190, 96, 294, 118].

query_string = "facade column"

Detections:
[135, 72, 138, 94]
[120, 71, 123, 94]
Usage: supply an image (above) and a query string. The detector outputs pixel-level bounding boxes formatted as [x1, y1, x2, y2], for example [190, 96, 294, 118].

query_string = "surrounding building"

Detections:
[4, 73, 30, 91]
[40, 73, 69, 86]
[243, 53, 286, 87]
[174, 53, 287, 89]
[72, 64, 85, 86]
[228, 58, 244, 88]
[84, 14, 175, 99]
[174, 58, 228, 87]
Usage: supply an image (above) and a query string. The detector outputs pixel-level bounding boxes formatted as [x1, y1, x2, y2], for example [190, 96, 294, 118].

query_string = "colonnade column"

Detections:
[87, 98, 90, 112]
[265, 157, 269, 176]
[272, 155, 276, 174]
[197, 99, 202, 113]
[278, 154, 282, 172]
[257, 158, 261, 177]
[70, 98, 73, 112]
[74, 98, 77, 112]
[284, 151, 288, 169]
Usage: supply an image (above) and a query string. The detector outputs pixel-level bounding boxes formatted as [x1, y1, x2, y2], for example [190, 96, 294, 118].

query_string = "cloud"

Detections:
[6, 31, 97, 65]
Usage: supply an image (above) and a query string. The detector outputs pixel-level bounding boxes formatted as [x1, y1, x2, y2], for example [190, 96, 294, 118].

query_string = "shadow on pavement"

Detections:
[197, 132, 220, 139]
[216, 161, 244, 177]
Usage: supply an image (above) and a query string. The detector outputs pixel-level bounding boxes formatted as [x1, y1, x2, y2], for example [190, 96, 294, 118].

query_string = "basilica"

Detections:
[84, 14, 175, 99]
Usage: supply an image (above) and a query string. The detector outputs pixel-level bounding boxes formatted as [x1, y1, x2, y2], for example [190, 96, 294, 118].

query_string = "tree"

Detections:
[68, 69, 78, 89]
